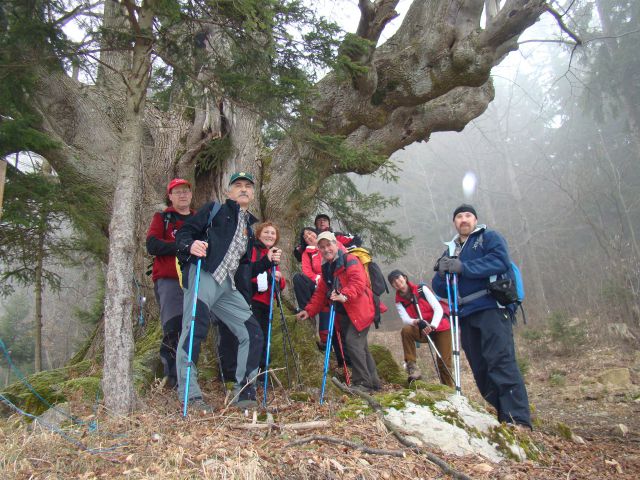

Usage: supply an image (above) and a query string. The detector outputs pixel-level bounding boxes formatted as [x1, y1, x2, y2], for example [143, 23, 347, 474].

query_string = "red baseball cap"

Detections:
[166, 178, 191, 194]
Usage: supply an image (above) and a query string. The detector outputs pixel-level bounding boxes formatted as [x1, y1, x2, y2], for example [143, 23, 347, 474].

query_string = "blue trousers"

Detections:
[460, 308, 531, 427]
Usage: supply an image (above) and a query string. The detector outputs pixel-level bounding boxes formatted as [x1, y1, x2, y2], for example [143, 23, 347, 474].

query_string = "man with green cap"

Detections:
[175, 172, 281, 411]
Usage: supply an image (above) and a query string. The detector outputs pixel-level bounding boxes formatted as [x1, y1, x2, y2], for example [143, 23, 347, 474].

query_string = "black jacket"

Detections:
[176, 199, 260, 290]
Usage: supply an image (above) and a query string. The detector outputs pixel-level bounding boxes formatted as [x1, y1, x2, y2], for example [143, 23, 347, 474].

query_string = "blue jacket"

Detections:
[431, 226, 512, 317]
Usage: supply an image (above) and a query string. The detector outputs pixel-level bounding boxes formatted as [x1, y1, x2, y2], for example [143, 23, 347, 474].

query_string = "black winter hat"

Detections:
[452, 204, 477, 220]
[387, 269, 407, 284]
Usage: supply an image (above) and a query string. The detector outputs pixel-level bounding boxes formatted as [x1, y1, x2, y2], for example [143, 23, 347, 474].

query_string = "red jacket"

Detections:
[301, 246, 322, 283]
[305, 251, 374, 332]
[395, 281, 450, 332]
[146, 207, 194, 281]
[251, 244, 286, 306]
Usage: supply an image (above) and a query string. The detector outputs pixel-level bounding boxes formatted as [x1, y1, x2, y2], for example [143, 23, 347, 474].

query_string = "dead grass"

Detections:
[1, 330, 639, 479]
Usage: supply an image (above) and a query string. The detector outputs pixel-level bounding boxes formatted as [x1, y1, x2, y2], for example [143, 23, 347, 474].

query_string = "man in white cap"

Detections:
[296, 231, 380, 392]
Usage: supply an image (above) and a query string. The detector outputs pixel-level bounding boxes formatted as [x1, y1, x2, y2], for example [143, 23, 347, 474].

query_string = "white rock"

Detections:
[384, 394, 527, 463]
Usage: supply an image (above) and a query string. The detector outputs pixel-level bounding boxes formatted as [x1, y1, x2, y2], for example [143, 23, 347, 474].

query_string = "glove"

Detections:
[438, 257, 464, 274]
[257, 272, 268, 292]
[446, 258, 464, 274]
[436, 257, 448, 277]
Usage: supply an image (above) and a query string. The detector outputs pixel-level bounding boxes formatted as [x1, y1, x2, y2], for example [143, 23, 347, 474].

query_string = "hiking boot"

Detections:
[234, 385, 258, 409]
[406, 362, 422, 381]
[185, 397, 213, 414]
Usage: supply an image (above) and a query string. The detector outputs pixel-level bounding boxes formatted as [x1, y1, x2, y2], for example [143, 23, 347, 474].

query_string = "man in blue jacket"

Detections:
[174, 172, 280, 412]
[432, 204, 531, 428]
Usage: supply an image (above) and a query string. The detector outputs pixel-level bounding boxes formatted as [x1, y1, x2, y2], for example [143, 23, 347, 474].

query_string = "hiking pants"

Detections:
[154, 278, 184, 387]
[339, 315, 380, 390]
[318, 311, 348, 367]
[293, 273, 315, 309]
[460, 308, 531, 427]
[176, 269, 263, 402]
[401, 325, 454, 388]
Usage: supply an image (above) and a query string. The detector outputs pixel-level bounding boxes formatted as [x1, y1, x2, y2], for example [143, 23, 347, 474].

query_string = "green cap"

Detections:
[229, 171, 255, 186]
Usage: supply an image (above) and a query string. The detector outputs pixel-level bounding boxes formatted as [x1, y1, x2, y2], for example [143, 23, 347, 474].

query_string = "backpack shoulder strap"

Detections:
[207, 201, 222, 226]
[162, 211, 175, 236]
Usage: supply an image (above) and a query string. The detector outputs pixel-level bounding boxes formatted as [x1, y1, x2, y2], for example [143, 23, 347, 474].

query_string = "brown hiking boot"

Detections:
[406, 362, 422, 381]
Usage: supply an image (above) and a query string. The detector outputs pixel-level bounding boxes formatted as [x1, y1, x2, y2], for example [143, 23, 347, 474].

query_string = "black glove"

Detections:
[436, 257, 448, 277]
[446, 258, 463, 274]
[439, 257, 464, 274]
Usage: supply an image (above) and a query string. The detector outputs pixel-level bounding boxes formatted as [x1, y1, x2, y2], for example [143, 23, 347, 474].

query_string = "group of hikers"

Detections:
[147, 172, 531, 429]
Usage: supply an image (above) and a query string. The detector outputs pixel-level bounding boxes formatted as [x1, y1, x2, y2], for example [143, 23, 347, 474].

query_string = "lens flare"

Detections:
[462, 171, 477, 199]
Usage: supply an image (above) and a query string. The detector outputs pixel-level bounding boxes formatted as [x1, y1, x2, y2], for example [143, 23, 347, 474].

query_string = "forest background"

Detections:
[0, 0, 638, 406]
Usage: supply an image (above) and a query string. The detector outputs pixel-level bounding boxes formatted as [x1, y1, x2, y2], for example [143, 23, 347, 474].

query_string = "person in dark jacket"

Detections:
[146, 178, 194, 390]
[174, 172, 280, 411]
[432, 204, 531, 428]
[296, 231, 380, 393]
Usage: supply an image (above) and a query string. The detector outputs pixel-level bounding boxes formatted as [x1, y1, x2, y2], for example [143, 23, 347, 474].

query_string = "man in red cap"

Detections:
[146, 178, 194, 390]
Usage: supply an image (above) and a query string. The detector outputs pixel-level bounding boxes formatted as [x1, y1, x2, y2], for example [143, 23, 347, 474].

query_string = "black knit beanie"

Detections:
[452, 204, 477, 220]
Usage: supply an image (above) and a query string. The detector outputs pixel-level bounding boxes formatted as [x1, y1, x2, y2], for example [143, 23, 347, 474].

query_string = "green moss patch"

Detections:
[369, 344, 405, 385]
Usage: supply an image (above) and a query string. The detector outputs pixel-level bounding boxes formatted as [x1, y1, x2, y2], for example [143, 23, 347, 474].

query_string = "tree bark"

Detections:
[102, 0, 155, 415]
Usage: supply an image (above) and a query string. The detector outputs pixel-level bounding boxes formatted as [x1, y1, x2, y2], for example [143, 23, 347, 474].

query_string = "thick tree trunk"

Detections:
[102, 0, 155, 415]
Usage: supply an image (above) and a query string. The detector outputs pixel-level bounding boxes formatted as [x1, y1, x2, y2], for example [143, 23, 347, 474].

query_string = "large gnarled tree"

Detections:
[2, 0, 563, 413]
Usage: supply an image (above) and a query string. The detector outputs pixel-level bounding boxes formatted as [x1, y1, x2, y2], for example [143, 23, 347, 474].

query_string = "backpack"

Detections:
[460, 260, 526, 323]
[347, 247, 389, 328]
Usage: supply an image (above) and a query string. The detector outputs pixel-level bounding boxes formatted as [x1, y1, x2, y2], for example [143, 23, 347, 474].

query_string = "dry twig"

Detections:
[287, 434, 406, 457]
[231, 420, 329, 431]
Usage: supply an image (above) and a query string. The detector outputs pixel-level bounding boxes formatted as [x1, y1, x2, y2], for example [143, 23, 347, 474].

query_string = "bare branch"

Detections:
[544, 4, 582, 46]
[287, 435, 406, 457]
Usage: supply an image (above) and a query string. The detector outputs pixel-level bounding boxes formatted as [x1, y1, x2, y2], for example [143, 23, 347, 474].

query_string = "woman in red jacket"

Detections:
[251, 222, 285, 369]
[388, 270, 453, 387]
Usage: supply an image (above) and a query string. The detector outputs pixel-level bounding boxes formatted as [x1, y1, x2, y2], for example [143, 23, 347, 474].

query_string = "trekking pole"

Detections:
[319, 302, 336, 405]
[333, 325, 351, 386]
[183, 258, 202, 417]
[274, 281, 302, 387]
[445, 273, 462, 395]
[411, 294, 442, 384]
[262, 266, 277, 407]
[210, 320, 228, 394]
[451, 273, 462, 396]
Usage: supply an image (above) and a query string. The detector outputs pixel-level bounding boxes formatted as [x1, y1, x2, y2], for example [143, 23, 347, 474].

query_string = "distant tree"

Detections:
[0, 165, 99, 371]
[0, 292, 33, 384]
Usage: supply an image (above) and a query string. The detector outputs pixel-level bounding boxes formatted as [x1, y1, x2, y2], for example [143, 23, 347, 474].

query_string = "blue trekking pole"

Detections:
[319, 303, 336, 405]
[183, 258, 202, 417]
[262, 266, 277, 406]
[445, 272, 462, 396]
[451, 273, 462, 395]
[445, 272, 462, 395]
